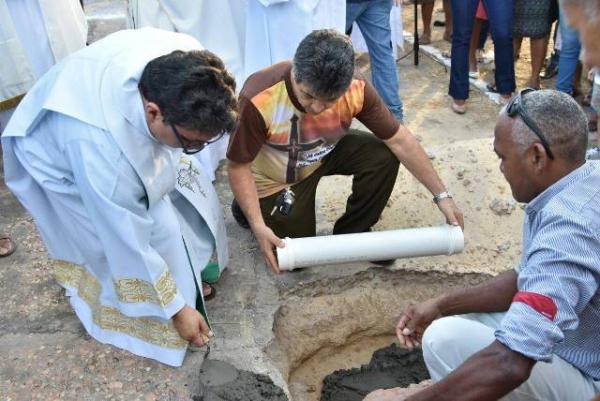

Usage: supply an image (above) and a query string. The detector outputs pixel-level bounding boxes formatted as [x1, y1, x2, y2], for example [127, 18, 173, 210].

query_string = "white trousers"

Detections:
[422, 313, 600, 401]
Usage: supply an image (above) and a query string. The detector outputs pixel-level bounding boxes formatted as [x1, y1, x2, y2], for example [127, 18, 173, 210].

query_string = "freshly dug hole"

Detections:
[266, 270, 489, 401]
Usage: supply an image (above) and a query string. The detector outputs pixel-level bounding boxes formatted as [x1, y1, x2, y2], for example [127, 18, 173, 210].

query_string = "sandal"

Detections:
[0, 236, 16, 258]
[420, 32, 432, 45]
[202, 282, 217, 301]
[451, 101, 467, 114]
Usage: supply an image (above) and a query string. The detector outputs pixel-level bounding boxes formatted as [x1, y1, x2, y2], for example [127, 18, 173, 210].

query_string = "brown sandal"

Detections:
[0, 236, 17, 258]
[202, 282, 217, 301]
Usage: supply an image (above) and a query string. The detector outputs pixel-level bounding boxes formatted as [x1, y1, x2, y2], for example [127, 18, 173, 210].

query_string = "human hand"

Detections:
[253, 224, 285, 273]
[396, 299, 442, 350]
[436, 198, 464, 230]
[173, 305, 213, 347]
[364, 386, 421, 401]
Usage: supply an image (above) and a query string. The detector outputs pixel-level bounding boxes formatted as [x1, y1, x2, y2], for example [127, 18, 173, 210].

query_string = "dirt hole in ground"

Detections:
[266, 269, 489, 401]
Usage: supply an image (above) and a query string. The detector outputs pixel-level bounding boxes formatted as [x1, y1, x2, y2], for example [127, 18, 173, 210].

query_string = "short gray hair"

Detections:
[508, 90, 588, 162]
[560, 0, 600, 22]
[293, 29, 355, 99]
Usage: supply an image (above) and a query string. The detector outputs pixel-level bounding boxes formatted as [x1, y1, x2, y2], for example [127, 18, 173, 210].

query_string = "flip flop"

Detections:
[202, 282, 217, 301]
[0, 236, 16, 258]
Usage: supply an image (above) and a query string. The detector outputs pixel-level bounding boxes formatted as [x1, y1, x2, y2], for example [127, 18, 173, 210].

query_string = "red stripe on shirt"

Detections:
[513, 291, 557, 321]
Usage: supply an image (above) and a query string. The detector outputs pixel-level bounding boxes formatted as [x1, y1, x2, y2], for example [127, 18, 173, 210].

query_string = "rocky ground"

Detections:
[1, 2, 537, 400]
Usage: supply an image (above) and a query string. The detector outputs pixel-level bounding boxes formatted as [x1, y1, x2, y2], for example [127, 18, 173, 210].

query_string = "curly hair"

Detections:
[139, 50, 238, 135]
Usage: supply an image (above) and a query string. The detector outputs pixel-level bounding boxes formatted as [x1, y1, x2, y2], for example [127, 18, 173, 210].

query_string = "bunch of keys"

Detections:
[270, 187, 295, 216]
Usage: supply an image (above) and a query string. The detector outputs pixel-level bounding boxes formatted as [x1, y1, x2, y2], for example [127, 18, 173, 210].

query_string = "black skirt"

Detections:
[513, 0, 558, 38]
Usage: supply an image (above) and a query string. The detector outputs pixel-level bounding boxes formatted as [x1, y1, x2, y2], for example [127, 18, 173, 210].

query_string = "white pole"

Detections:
[276, 225, 464, 271]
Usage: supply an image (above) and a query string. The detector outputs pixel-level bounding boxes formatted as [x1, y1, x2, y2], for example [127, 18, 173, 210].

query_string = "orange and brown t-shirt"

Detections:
[227, 61, 400, 198]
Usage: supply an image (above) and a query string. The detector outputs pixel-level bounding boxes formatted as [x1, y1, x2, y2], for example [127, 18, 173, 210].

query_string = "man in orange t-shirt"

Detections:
[227, 30, 463, 273]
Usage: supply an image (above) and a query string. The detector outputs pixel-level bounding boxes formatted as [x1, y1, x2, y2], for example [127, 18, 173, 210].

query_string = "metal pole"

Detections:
[413, 1, 419, 65]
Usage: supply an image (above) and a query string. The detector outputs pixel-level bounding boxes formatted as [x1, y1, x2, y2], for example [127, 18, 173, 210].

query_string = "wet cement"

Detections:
[320, 344, 430, 401]
[194, 360, 288, 401]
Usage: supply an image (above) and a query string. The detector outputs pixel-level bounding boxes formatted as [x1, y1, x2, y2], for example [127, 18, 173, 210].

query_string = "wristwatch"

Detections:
[433, 191, 453, 204]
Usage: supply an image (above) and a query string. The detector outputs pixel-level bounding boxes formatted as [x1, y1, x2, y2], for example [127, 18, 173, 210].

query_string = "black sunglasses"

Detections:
[170, 123, 225, 155]
[506, 88, 554, 160]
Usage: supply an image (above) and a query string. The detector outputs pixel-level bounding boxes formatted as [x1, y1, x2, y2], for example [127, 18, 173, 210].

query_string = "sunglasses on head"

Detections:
[170, 123, 225, 155]
[506, 88, 554, 160]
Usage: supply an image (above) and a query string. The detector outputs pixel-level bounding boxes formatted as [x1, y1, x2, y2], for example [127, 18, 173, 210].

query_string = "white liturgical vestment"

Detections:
[244, 0, 346, 79]
[1, 28, 228, 367]
[0, 0, 87, 130]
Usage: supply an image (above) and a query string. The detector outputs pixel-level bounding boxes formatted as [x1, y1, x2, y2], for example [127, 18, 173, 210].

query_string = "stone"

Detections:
[489, 198, 517, 216]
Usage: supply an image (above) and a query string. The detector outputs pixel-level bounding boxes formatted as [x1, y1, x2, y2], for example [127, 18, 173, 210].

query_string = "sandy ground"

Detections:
[0, 2, 540, 400]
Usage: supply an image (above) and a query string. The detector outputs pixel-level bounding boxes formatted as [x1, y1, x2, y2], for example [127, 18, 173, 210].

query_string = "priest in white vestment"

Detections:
[1, 28, 236, 367]
[127, 0, 246, 181]
[0, 0, 87, 131]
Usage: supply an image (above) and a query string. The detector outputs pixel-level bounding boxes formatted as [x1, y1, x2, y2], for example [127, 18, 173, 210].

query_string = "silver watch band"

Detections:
[433, 191, 453, 204]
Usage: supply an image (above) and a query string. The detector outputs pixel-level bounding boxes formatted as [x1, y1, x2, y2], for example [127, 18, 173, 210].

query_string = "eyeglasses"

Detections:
[170, 123, 225, 155]
[506, 88, 554, 160]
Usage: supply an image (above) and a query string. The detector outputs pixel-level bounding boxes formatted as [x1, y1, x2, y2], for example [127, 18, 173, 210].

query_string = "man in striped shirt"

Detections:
[367, 89, 600, 401]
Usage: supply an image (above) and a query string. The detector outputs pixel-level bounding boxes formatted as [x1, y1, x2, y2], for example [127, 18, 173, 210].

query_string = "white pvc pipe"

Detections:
[276, 225, 464, 271]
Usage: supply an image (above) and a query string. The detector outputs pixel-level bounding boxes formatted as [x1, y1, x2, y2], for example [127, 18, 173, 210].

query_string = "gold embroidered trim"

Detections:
[115, 269, 178, 307]
[0, 94, 25, 112]
[54, 261, 187, 349]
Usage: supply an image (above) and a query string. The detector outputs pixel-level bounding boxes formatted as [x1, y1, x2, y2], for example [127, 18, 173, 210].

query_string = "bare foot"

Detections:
[420, 31, 432, 45]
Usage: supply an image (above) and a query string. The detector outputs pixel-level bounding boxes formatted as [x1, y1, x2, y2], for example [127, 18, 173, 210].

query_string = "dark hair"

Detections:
[139, 50, 237, 135]
[293, 29, 355, 99]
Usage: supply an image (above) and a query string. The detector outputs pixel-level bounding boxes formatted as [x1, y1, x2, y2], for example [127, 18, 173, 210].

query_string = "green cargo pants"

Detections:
[259, 130, 400, 238]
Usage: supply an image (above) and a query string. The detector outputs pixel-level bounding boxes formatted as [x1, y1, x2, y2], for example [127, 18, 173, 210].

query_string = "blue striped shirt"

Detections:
[495, 161, 600, 380]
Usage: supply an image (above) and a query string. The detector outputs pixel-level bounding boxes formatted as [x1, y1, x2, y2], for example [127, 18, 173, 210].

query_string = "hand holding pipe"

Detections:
[276, 225, 464, 271]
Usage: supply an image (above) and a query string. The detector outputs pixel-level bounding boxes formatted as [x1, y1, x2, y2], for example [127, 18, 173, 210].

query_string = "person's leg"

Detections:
[556, 5, 581, 94]
[542, 22, 560, 79]
[421, 1, 435, 44]
[513, 36, 523, 60]
[469, 19, 483, 75]
[484, 0, 516, 98]
[449, 0, 478, 108]
[258, 172, 324, 238]
[422, 314, 501, 381]
[355, 0, 404, 121]
[345, 1, 368, 34]
[443, 0, 452, 41]
[316, 131, 399, 235]
[477, 19, 489, 50]
[423, 313, 600, 401]
[528, 36, 550, 89]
